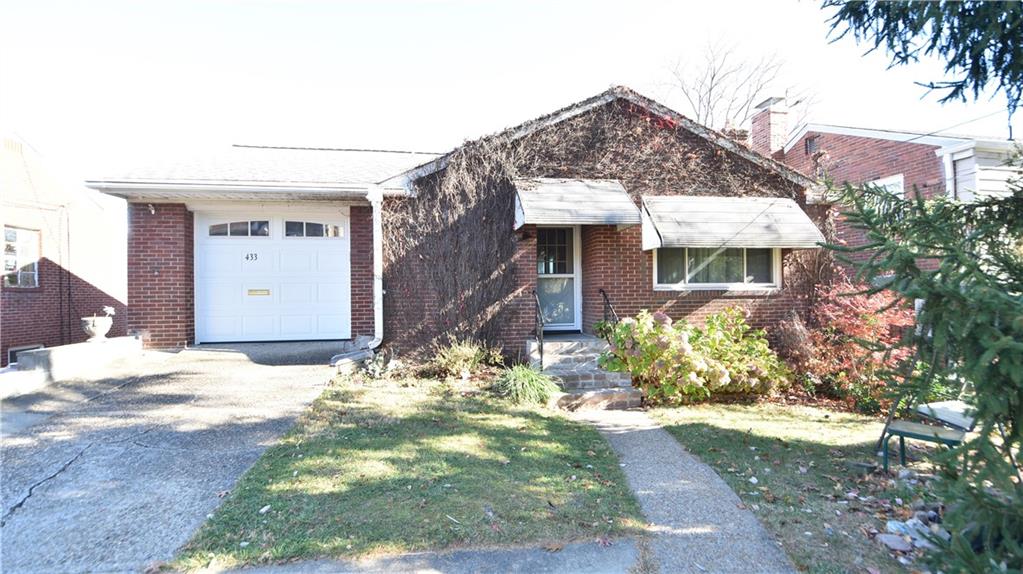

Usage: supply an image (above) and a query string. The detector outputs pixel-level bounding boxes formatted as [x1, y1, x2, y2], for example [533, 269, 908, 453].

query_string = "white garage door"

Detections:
[194, 209, 351, 343]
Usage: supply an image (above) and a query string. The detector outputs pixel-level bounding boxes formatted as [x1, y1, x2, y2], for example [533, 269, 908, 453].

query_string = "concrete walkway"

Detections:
[1, 343, 335, 574]
[216, 539, 639, 574]
[574, 409, 795, 574]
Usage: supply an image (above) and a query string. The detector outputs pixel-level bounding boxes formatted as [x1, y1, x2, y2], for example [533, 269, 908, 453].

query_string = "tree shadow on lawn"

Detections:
[176, 383, 646, 569]
[656, 409, 930, 574]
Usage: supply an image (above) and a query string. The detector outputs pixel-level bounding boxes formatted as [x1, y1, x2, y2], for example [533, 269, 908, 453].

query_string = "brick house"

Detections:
[88, 87, 826, 361]
[749, 98, 1020, 268]
[1, 136, 128, 366]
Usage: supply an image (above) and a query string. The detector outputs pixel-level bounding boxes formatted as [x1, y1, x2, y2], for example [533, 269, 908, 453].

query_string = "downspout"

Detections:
[329, 185, 385, 366]
[367, 184, 384, 350]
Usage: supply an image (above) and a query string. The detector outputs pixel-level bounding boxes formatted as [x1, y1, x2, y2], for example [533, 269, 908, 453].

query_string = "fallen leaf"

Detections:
[543, 543, 564, 552]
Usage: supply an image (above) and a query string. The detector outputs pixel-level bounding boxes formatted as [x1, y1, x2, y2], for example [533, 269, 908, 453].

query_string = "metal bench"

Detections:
[881, 420, 966, 472]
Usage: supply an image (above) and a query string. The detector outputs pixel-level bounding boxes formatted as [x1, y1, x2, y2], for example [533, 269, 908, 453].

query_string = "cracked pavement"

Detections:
[1, 343, 334, 574]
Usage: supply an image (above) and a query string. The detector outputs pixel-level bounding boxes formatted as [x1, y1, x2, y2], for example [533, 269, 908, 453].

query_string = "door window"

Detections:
[536, 227, 577, 328]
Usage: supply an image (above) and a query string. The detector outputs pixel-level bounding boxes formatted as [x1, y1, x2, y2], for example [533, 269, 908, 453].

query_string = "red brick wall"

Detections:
[349, 205, 374, 338]
[127, 203, 193, 349]
[581, 225, 807, 337]
[780, 132, 946, 267]
[1, 258, 128, 366]
[501, 226, 538, 355]
[2, 220, 127, 366]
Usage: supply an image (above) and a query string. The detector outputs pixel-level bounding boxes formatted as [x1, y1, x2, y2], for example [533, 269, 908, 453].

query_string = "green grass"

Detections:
[651, 403, 931, 574]
[174, 376, 644, 571]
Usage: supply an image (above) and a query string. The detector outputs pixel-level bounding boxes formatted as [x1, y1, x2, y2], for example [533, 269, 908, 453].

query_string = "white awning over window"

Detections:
[641, 195, 825, 250]
[513, 179, 642, 228]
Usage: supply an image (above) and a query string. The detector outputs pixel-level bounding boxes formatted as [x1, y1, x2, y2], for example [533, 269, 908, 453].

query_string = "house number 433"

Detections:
[244, 253, 258, 261]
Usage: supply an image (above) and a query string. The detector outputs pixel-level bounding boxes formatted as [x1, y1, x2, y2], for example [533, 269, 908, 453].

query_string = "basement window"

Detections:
[654, 247, 780, 291]
[8, 344, 43, 365]
[3, 226, 40, 288]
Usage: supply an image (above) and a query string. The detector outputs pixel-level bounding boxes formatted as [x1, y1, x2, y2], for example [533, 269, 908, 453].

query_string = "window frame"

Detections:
[868, 174, 905, 198]
[207, 220, 271, 238]
[804, 136, 819, 156]
[3, 226, 41, 289]
[283, 220, 344, 239]
[652, 247, 782, 291]
[8, 344, 43, 365]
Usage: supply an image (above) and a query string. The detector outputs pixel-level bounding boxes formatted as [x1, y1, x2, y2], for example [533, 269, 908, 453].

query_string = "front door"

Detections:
[536, 226, 581, 331]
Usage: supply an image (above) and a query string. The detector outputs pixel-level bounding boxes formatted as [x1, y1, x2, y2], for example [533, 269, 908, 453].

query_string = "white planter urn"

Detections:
[82, 316, 113, 342]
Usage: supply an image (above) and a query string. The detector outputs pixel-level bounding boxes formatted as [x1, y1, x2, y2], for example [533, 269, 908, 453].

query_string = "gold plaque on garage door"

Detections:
[247, 289, 271, 296]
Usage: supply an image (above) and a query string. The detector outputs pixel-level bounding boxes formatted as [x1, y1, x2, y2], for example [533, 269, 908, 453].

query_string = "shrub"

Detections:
[430, 338, 503, 378]
[599, 308, 788, 404]
[802, 281, 915, 412]
[492, 365, 560, 405]
[696, 307, 790, 395]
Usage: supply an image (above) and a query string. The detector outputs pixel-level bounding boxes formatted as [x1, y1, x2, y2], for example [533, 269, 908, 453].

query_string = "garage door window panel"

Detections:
[209, 221, 270, 237]
[284, 221, 343, 239]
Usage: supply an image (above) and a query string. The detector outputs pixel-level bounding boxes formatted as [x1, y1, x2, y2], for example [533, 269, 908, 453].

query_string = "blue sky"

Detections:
[1, 0, 1018, 180]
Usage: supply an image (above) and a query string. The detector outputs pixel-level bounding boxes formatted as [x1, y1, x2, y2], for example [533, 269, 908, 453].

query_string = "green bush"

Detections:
[599, 308, 789, 404]
[492, 365, 560, 405]
[696, 307, 790, 395]
[430, 338, 503, 378]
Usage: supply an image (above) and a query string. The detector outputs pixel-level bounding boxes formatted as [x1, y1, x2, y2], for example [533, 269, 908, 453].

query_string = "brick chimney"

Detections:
[750, 97, 788, 158]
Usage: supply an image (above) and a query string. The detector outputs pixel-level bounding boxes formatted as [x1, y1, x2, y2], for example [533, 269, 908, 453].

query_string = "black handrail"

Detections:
[531, 290, 545, 367]
[599, 288, 620, 325]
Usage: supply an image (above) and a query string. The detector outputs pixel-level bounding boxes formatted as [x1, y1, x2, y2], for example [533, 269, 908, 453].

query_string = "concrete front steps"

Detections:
[526, 335, 642, 410]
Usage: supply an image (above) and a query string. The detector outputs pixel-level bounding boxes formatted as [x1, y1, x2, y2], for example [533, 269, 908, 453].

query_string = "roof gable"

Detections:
[390, 86, 819, 193]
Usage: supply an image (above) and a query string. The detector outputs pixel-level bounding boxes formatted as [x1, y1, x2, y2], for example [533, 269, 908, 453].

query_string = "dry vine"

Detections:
[382, 98, 814, 358]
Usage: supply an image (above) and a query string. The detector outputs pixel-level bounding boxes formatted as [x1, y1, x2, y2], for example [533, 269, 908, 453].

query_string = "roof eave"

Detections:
[85, 180, 411, 201]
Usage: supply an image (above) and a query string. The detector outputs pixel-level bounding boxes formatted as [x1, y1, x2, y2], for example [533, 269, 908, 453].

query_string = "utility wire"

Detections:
[900, 110, 1006, 144]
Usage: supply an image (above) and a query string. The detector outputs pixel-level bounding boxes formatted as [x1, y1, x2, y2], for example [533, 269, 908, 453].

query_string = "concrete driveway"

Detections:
[1, 343, 336, 574]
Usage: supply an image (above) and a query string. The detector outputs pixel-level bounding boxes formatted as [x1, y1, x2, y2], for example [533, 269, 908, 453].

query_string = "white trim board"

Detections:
[783, 123, 970, 154]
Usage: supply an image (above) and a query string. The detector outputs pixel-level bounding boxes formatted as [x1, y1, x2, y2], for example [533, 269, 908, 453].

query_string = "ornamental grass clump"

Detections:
[599, 308, 789, 404]
[429, 338, 503, 379]
[493, 365, 561, 406]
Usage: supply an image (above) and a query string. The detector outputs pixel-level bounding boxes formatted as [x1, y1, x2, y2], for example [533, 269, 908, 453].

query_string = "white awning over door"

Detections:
[513, 179, 642, 228]
[641, 195, 825, 250]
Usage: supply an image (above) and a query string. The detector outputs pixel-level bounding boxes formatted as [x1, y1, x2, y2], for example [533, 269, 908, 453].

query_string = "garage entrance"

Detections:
[194, 208, 351, 343]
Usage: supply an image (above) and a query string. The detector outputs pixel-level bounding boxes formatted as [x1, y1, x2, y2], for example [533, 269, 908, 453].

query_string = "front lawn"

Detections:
[651, 403, 934, 574]
[174, 375, 644, 571]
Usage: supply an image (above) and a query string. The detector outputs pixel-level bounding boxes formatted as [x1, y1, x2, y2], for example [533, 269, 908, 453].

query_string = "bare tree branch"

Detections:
[670, 42, 814, 132]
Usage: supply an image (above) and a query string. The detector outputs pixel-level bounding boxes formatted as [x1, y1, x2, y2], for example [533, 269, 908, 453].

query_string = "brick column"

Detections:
[127, 203, 193, 348]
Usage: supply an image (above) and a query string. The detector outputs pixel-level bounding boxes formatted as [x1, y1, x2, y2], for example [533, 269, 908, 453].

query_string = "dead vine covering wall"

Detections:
[382, 99, 812, 358]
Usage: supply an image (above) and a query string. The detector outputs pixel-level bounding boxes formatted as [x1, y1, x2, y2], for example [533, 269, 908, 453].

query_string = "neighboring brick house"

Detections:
[89, 87, 826, 360]
[1, 136, 128, 366]
[749, 98, 1020, 268]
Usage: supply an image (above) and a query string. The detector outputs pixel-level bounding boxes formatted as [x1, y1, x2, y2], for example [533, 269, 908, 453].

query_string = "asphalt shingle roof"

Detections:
[109, 145, 441, 186]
